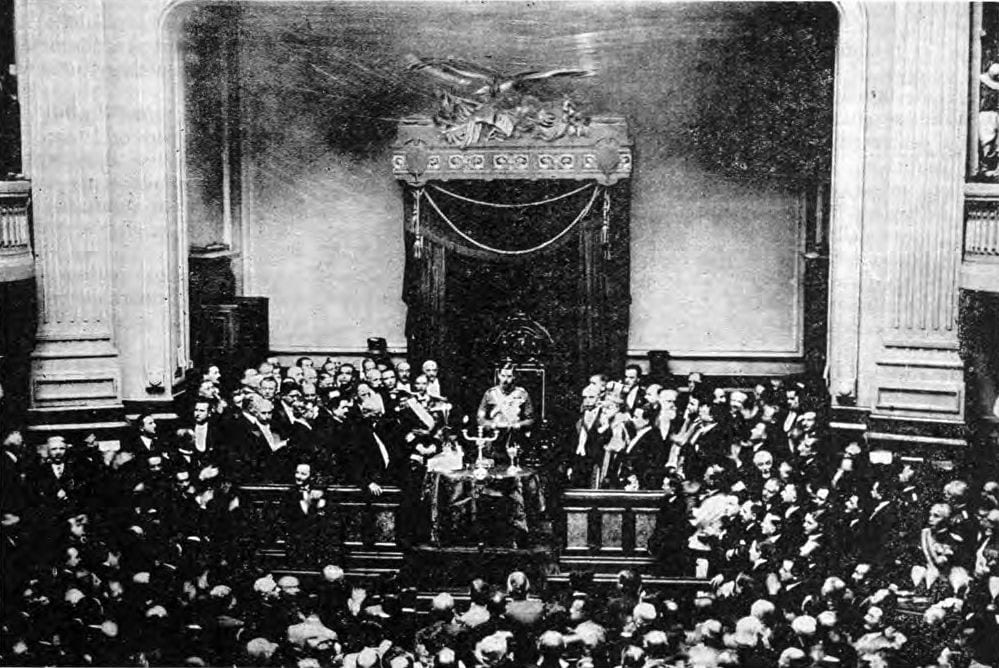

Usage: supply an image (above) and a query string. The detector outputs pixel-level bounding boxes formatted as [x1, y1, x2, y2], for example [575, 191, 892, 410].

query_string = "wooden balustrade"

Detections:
[558, 489, 669, 574]
[238, 484, 405, 576]
[238, 485, 697, 583]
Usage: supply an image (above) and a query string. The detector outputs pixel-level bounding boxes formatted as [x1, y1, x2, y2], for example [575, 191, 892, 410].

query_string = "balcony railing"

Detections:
[966, 190, 999, 259]
[0, 180, 33, 282]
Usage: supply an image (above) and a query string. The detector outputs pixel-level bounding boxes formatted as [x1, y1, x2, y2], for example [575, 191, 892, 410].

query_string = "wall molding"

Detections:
[874, 382, 963, 416]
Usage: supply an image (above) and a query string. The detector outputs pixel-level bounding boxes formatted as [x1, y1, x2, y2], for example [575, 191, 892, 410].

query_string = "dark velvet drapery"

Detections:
[401, 180, 631, 424]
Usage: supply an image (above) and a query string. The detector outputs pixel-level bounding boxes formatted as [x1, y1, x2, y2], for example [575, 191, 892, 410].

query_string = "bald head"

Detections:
[507, 571, 530, 598]
[431, 592, 455, 621]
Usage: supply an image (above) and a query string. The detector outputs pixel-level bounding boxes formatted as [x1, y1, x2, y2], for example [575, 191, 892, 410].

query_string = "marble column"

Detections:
[20, 0, 121, 408]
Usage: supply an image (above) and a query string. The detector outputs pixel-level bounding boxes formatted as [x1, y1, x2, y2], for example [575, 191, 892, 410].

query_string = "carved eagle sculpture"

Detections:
[404, 54, 596, 100]
[404, 54, 595, 146]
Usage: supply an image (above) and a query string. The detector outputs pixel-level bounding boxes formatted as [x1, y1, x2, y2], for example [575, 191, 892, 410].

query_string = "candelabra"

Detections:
[461, 426, 498, 477]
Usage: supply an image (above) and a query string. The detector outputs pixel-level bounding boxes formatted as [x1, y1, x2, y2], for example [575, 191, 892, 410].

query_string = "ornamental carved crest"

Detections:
[405, 54, 594, 147]
[488, 311, 555, 363]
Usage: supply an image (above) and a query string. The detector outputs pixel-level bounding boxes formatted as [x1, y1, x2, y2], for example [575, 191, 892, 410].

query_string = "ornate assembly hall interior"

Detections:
[4, 1, 999, 666]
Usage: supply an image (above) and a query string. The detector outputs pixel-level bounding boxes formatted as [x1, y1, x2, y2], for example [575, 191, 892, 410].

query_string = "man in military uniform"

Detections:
[476, 364, 535, 463]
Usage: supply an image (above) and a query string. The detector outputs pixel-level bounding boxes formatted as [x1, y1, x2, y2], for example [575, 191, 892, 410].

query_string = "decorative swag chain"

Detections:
[428, 183, 595, 208]
[420, 185, 603, 257]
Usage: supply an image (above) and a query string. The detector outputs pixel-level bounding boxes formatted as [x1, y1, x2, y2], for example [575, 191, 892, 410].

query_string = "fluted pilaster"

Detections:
[21, 0, 120, 407]
[882, 3, 965, 346]
[865, 2, 967, 420]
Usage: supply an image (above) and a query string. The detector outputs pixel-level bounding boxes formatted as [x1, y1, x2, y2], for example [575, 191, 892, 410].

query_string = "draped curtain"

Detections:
[402, 180, 631, 421]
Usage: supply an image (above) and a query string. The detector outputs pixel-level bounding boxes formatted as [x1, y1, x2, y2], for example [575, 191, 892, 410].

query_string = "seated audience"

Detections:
[5, 359, 999, 668]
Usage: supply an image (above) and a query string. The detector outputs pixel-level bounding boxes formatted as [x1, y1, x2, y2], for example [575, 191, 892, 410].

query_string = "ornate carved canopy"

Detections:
[391, 115, 632, 186]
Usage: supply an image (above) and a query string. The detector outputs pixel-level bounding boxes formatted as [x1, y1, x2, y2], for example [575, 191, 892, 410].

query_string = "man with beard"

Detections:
[335, 363, 357, 397]
[395, 378, 447, 544]
[380, 367, 405, 413]
[422, 360, 446, 401]
[349, 382, 401, 496]
[568, 384, 608, 488]
[232, 395, 289, 481]
[121, 414, 165, 461]
[279, 463, 329, 565]
[396, 361, 413, 393]
[31, 436, 91, 516]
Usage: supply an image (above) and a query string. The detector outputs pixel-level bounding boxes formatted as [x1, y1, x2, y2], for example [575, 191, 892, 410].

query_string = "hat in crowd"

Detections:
[367, 337, 388, 353]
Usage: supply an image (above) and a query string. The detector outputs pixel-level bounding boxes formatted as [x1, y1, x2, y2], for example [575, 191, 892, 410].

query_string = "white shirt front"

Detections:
[194, 423, 208, 452]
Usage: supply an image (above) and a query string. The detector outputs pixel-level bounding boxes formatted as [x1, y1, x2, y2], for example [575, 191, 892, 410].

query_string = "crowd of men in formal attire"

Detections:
[2, 355, 999, 665]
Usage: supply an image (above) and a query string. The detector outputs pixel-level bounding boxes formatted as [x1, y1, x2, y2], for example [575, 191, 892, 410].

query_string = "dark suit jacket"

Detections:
[682, 422, 728, 481]
[1, 449, 28, 514]
[179, 420, 225, 469]
[225, 414, 292, 482]
[571, 409, 610, 464]
[29, 461, 90, 513]
[120, 433, 165, 460]
[270, 401, 297, 441]
[349, 418, 402, 487]
[609, 428, 662, 489]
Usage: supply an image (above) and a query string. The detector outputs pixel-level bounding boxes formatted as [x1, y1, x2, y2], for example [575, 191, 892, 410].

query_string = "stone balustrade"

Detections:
[0, 180, 33, 282]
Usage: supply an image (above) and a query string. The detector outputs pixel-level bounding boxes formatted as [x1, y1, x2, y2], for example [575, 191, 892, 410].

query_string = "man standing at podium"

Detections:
[476, 364, 535, 462]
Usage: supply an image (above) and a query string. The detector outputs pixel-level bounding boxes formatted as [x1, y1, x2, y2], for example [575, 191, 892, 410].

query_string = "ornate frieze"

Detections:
[392, 116, 632, 185]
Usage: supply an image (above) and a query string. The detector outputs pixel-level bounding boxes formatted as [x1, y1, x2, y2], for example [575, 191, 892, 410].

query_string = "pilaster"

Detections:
[862, 2, 967, 422]
[104, 0, 181, 403]
[20, 0, 121, 408]
[826, 1, 869, 404]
